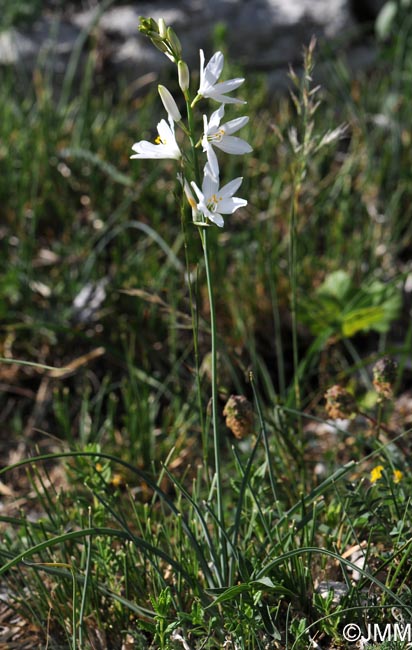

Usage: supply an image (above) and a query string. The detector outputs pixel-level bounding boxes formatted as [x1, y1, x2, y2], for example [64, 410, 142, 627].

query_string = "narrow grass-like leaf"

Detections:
[255, 546, 412, 616]
[161, 465, 221, 588]
[60, 147, 134, 187]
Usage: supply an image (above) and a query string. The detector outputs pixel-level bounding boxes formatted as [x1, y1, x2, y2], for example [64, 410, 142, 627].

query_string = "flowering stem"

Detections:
[185, 97, 201, 186]
[289, 185, 300, 411]
[185, 94, 227, 578]
[201, 227, 227, 578]
[179, 200, 207, 464]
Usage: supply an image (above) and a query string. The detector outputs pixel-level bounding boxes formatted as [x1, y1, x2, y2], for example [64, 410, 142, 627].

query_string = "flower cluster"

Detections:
[372, 356, 398, 400]
[131, 17, 251, 228]
[370, 465, 403, 485]
[324, 384, 357, 420]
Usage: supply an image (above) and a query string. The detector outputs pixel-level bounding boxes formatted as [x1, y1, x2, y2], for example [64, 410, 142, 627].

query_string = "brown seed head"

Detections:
[223, 395, 254, 440]
[324, 385, 357, 420]
[373, 356, 398, 400]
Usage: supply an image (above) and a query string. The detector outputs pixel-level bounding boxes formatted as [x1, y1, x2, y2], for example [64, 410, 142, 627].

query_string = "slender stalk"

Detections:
[289, 186, 300, 409]
[179, 198, 207, 466]
[201, 228, 226, 577]
[78, 508, 93, 648]
[185, 95, 227, 579]
[288, 38, 317, 412]
[268, 257, 286, 397]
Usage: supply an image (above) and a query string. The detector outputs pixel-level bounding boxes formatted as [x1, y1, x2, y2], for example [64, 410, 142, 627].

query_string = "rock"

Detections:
[0, 17, 81, 74]
[0, 28, 37, 65]
[0, 0, 382, 92]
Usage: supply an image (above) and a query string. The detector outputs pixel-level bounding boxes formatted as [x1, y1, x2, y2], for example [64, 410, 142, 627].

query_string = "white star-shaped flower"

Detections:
[197, 50, 245, 104]
[202, 105, 252, 179]
[191, 164, 247, 228]
[130, 118, 181, 160]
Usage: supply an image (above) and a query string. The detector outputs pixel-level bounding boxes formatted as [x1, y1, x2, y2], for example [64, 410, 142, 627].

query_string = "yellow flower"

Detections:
[393, 469, 403, 484]
[370, 465, 384, 483]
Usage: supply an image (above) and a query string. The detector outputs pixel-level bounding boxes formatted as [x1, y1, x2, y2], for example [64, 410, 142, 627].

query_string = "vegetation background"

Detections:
[0, 1, 412, 648]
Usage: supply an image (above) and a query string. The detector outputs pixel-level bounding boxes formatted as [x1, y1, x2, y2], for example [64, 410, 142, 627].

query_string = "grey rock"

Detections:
[0, 28, 37, 65]
[0, 0, 380, 92]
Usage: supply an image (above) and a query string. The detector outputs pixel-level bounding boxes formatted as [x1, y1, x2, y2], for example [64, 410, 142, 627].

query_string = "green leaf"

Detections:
[206, 583, 252, 606]
[251, 576, 276, 589]
[340, 305, 391, 337]
[316, 270, 352, 302]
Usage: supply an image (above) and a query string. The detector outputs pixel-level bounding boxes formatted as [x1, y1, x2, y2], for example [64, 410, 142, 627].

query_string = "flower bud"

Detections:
[158, 85, 181, 122]
[373, 356, 398, 400]
[167, 26, 182, 60]
[158, 18, 167, 39]
[138, 16, 158, 36]
[178, 60, 190, 92]
[324, 385, 357, 420]
[150, 36, 169, 54]
[223, 395, 254, 440]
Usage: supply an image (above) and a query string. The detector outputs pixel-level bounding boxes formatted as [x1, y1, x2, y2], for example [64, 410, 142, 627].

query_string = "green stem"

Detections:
[179, 200, 207, 466]
[185, 93, 226, 579]
[289, 185, 300, 410]
[201, 228, 226, 578]
[185, 96, 201, 185]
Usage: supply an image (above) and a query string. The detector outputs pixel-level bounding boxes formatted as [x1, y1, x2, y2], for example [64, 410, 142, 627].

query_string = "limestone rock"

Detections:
[0, 0, 383, 91]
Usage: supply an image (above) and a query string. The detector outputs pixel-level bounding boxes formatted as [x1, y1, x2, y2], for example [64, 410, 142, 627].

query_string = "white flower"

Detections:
[198, 50, 245, 104]
[191, 164, 247, 228]
[202, 105, 252, 179]
[130, 118, 181, 160]
[158, 85, 181, 122]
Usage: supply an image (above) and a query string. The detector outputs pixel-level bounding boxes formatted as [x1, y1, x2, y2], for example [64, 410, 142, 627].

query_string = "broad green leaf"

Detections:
[316, 270, 351, 301]
[341, 305, 391, 337]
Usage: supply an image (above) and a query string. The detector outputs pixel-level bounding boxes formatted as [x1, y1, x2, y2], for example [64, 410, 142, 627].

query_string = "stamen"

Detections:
[207, 193, 222, 211]
[208, 128, 225, 143]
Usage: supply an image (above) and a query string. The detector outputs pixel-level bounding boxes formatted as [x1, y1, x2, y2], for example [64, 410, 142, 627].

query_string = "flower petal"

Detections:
[208, 105, 225, 132]
[215, 78, 245, 93]
[191, 181, 203, 203]
[202, 163, 219, 197]
[130, 141, 166, 158]
[223, 116, 249, 135]
[215, 135, 252, 155]
[203, 141, 220, 180]
[219, 197, 247, 213]
[208, 211, 224, 227]
[203, 51, 224, 85]
[210, 93, 246, 105]
[199, 49, 206, 87]
[157, 119, 173, 142]
[219, 176, 243, 198]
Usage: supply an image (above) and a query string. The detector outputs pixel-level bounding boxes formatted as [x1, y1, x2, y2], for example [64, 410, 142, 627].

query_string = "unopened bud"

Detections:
[158, 85, 181, 122]
[223, 395, 254, 440]
[150, 36, 168, 54]
[167, 26, 182, 60]
[178, 60, 190, 92]
[158, 18, 167, 39]
[373, 356, 398, 400]
[324, 385, 357, 420]
[138, 16, 158, 36]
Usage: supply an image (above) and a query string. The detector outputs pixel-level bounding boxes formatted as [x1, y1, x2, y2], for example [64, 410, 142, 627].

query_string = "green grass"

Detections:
[1, 9, 412, 650]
